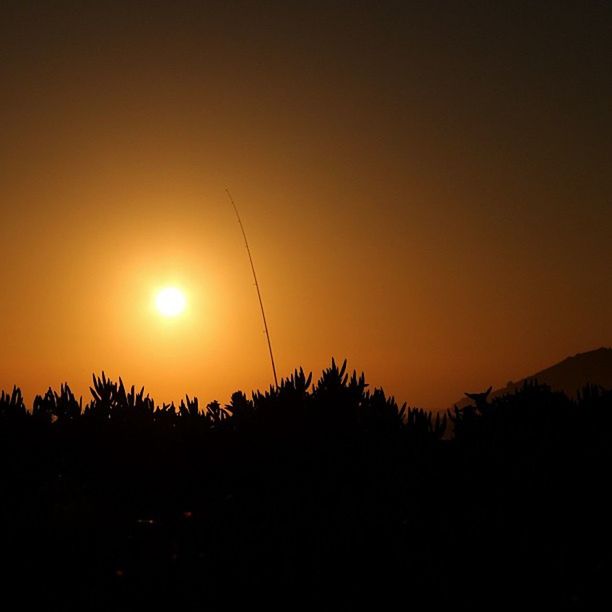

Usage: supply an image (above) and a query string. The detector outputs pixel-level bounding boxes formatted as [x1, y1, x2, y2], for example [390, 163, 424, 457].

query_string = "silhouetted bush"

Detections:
[0, 385, 26, 421]
[1, 360, 610, 609]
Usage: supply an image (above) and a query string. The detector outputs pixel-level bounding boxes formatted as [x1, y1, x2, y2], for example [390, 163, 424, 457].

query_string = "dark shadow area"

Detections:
[1, 359, 611, 609]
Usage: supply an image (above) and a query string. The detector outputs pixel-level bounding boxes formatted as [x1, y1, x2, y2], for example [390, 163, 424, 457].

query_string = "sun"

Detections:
[155, 287, 187, 317]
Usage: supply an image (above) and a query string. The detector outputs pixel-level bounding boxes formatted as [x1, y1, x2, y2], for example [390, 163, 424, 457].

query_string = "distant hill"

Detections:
[454, 347, 612, 409]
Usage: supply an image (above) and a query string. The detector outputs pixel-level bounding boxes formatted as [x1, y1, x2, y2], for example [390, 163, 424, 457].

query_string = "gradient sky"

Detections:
[1, 1, 611, 409]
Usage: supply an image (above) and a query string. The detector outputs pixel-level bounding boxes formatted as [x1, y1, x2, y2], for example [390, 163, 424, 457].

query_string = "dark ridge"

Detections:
[454, 346, 612, 409]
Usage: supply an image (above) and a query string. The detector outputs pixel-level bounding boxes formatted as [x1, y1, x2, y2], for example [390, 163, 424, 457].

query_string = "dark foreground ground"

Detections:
[2, 362, 611, 610]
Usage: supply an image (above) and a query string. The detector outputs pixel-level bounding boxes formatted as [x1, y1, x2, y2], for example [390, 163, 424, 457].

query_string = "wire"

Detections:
[226, 189, 279, 388]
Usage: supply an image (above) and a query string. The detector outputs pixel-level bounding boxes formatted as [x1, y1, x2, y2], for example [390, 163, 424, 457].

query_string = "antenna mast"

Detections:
[226, 189, 279, 388]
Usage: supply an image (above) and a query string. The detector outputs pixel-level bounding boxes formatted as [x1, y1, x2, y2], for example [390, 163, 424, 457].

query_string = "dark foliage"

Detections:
[1, 360, 611, 610]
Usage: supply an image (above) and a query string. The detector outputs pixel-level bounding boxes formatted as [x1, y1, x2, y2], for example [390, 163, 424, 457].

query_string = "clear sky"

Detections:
[1, 1, 610, 409]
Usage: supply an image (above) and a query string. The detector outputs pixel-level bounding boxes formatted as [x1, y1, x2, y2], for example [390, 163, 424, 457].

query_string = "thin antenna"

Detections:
[225, 188, 279, 388]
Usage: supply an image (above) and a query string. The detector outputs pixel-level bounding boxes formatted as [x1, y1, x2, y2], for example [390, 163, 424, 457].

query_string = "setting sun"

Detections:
[155, 287, 187, 317]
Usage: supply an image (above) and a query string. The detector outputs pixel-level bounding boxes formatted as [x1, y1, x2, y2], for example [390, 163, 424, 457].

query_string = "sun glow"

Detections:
[155, 287, 187, 317]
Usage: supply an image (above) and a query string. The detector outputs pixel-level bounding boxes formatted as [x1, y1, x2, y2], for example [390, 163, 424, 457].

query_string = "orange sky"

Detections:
[1, 2, 611, 409]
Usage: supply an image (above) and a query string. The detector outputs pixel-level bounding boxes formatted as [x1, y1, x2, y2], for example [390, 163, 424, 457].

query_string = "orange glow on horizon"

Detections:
[0, 3, 610, 410]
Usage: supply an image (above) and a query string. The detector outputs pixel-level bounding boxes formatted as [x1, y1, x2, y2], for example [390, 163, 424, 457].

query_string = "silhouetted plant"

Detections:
[309, 358, 370, 428]
[179, 395, 199, 419]
[313, 357, 350, 398]
[86, 371, 115, 420]
[225, 390, 253, 418]
[0, 385, 27, 421]
[154, 402, 178, 425]
[405, 406, 447, 441]
[204, 400, 230, 427]
[84, 372, 155, 423]
[361, 387, 404, 431]
[116, 378, 155, 420]
[32, 385, 80, 422]
[279, 367, 313, 400]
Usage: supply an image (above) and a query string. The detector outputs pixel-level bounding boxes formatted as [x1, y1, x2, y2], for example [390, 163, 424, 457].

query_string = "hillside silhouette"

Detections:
[454, 346, 612, 409]
[1, 359, 611, 609]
